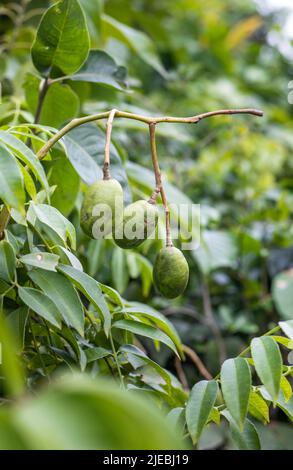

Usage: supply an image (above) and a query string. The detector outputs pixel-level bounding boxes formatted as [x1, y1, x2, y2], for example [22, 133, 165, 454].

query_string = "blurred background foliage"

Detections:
[0, 0, 293, 449]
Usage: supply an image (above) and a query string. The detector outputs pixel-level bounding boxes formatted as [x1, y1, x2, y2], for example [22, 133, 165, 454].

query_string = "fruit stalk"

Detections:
[149, 123, 172, 247]
[103, 108, 117, 180]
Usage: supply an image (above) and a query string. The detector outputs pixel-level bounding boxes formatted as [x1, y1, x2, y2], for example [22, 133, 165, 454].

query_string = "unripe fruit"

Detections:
[153, 246, 189, 298]
[114, 200, 158, 249]
[80, 178, 123, 238]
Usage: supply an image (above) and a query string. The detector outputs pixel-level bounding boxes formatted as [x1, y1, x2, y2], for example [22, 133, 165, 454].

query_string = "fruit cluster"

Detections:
[80, 177, 189, 299]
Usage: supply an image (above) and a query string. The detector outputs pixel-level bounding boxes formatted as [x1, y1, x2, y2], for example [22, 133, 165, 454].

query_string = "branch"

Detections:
[36, 107, 263, 160]
[201, 277, 227, 364]
[0, 107, 262, 235]
[182, 344, 212, 380]
[175, 356, 189, 391]
[34, 77, 50, 125]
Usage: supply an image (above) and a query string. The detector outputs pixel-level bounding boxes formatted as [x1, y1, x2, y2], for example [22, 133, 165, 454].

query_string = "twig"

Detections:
[214, 324, 281, 380]
[34, 78, 50, 124]
[238, 325, 281, 358]
[182, 344, 212, 380]
[103, 108, 117, 180]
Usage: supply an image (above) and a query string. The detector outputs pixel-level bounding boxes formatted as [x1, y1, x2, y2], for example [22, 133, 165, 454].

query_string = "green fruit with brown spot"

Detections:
[80, 178, 123, 239]
[114, 200, 158, 249]
[153, 246, 189, 298]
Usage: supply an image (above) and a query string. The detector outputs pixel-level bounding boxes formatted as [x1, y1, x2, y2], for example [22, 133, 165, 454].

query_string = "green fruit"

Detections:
[80, 178, 123, 238]
[114, 200, 158, 249]
[153, 246, 189, 298]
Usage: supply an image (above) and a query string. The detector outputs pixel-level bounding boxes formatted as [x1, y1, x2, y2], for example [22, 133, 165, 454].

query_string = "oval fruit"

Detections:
[114, 200, 158, 249]
[80, 178, 123, 238]
[153, 246, 189, 298]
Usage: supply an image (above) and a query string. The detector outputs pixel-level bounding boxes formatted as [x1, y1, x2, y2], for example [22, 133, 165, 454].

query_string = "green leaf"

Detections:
[7, 306, 29, 351]
[271, 335, 293, 349]
[111, 247, 128, 293]
[119, 305, 183, 358]
[102, 14, 167, 77]
[113, 319, 179, 356]
[70, 50, 128, 90]
[62, 131, 101, 185]
[251, 336, 282, 404]
[280, 376, 292, 403]
[85, 347, 112, 363]
[0, 312, 25, 397]
[0, 410, 28, 450]
[58, 247, 83, 271]
[20, 252, 59, 272]
[248, 391, 269, 424]
[209, 408, 221, 425]
[0, 240, 16, 283]
[18, 286, 62, 329]
[279, 320, 293, 341]
[58, 264, 111, 336]
[273, 270, 293, 319]
[10, 374, 184, 449]
[166, 407, 185, 431]
[222, 410, 261, 450]
[186, 380, 218, 444]
[131, 253, 153, 297]
[28, 203, 76, 250]
[46, 150, 80, 216]
[260, 386, 293, 422]
[221, 357, 251, 430]
[0, 131, 49, 196]
[0, 143, 25, 212]
[99, 282, 124, 308]
[28, 269, 84, 336]
[26, 77, 80, 128]
[31, 0, 90, 76]
[120, 344, 172, 390]
[21, 166, 37, 201]
[79, 0, 102, 42]
[194, 230, 238, 274]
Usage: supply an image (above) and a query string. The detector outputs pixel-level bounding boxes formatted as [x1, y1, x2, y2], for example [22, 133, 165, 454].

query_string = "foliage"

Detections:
[0, 0, 292, 450]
